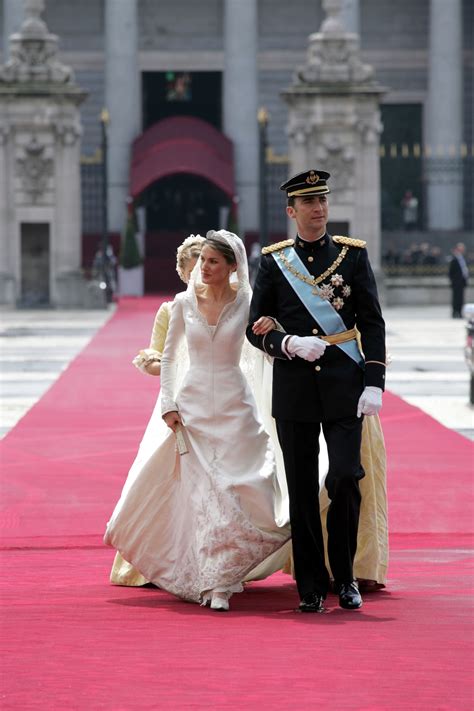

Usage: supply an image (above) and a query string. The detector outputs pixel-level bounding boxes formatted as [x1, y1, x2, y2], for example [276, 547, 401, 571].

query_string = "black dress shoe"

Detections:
[336, 581, 362, 609]
[298, 592, 326, 613]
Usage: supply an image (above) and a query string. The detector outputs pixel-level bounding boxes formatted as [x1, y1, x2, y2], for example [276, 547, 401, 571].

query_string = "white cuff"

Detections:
[161, 400, 179, 417]
[282, 335, 294, 359]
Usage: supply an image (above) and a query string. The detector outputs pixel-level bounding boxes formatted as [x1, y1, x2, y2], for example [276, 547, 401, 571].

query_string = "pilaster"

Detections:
[223, 0, 259, 235]
[425, 0, 463, 230]
[105, 0, 141, 232]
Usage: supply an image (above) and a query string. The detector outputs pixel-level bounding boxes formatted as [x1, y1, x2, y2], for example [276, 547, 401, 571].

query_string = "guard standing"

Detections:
[247, 170, 386, 612]
[449, 242, 469, 318]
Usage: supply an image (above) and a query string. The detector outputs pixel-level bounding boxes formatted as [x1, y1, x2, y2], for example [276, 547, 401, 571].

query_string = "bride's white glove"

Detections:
[287, 335, 327, 361]
[357, 386, 383, 418]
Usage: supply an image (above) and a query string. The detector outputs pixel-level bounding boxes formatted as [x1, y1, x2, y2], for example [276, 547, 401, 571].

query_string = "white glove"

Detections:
[287, 335, 327, 362]
[357, 386, 383, 418]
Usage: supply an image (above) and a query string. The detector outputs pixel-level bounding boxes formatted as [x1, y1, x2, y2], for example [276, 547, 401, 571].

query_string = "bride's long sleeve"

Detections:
[160, 295, 186, 416]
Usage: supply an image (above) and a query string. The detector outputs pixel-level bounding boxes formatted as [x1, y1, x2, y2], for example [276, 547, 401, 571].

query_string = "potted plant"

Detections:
[118, 203, 144, 297]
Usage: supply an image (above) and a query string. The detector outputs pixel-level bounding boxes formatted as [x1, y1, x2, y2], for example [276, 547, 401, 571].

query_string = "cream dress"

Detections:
[104, 233, 291, 603]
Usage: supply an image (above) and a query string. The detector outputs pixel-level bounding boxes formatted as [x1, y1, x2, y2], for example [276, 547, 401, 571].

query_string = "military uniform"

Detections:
[248, 233, 386, 421]
[246, 169, 386, 603]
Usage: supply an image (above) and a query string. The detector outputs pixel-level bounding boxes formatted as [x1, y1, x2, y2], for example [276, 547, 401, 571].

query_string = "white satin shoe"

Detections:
[210, 592, 230, 611]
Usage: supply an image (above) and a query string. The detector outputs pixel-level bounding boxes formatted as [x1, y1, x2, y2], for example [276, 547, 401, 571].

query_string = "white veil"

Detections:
[186, 229, 251, 302]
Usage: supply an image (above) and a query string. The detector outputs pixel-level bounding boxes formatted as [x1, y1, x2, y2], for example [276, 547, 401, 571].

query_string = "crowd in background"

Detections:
[382, 241, 473, 269]
[383, 241, 442, 266]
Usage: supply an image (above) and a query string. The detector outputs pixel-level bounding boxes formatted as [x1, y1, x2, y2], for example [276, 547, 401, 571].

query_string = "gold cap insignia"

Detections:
[306, 171, 319, 185]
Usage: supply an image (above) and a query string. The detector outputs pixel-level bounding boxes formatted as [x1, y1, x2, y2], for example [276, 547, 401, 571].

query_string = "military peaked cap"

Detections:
[280, 169, 331, 197]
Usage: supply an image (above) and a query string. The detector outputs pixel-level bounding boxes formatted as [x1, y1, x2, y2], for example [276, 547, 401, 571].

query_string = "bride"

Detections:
[104, 230, 291, 611]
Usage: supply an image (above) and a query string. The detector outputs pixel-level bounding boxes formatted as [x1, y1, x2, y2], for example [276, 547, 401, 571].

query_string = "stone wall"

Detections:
[43, 0, 103, 51]
[1, 0, 472, 230]
[258, 0, 322, 49]
[1, 0, 471, 163]
[138, 0, 223, 50]
[360, 0, 429, 50]
[385, 277, 474, 307]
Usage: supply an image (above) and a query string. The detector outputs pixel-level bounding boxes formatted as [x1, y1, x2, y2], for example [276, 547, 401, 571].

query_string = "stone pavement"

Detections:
[0, 303, 472, 440]
[385, 305, 473, 440]
[0, 306, 114, 438]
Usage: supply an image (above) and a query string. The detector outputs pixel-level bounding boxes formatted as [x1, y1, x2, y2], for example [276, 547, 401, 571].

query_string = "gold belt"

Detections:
[320, 328, 357, 345]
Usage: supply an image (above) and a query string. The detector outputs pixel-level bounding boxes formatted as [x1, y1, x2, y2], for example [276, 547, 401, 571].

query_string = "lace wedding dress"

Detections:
[104, 232, 291, 604]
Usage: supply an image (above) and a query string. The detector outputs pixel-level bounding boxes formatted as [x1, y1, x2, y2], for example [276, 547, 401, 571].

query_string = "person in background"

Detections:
[449, 242, 469, 318]
[401, 190, 419, 231]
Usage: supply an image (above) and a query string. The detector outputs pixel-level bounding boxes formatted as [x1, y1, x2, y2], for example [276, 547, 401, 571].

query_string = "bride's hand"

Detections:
[252, 316, 276, 335]
[163, 411, 182, 432]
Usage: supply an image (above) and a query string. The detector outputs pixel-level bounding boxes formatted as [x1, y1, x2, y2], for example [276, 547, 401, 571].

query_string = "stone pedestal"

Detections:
[0, 0, 99, 307]
[281, 0, 385, 271]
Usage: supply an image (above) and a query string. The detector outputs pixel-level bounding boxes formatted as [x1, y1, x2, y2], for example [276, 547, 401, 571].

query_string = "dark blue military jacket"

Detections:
[246, 233, 386, 422]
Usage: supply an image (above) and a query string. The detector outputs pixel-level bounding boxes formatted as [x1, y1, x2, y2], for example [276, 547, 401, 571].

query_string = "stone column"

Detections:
[425, 0, 463, 230]
[53, 121, 83, 294]
[0, 126, 15, 302]
[340, 0, 359, 35]
[105, 0, 141, 233]
[223, 0, 259, 236]
[2, 0, 24, 61]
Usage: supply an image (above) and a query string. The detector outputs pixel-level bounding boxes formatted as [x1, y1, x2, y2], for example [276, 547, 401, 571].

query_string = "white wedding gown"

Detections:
[104, 285, 291, 604]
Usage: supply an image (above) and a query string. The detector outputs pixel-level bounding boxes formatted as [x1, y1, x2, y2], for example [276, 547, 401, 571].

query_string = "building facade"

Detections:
[1, 0, 472, 294]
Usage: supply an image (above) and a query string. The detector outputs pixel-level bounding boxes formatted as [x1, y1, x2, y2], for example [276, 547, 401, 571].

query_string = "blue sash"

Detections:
[272, 247, 364, 369]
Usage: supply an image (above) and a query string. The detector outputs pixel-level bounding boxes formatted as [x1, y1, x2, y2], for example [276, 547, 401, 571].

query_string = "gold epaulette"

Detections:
[261, 239, 295, 255]
[333, 236, 366, 248]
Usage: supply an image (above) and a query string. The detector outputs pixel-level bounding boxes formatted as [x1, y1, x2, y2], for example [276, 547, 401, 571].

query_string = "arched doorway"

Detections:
[141, 174, 231, 292]
[130, 116, 235, 292]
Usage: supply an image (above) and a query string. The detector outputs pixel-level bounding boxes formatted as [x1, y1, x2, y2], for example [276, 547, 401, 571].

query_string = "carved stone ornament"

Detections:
[0, 0, 74, 84]
[313, 135, 355, 190]
[54, 122, 82, 146]
[17, 136, 53, 201]
[287, 119, 312, 146]
[295, 0, 375, 86]
[356, 113, 383, 145]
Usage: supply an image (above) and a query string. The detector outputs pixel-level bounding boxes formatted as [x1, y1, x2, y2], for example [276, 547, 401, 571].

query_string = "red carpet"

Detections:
[1, 297, 473, 710]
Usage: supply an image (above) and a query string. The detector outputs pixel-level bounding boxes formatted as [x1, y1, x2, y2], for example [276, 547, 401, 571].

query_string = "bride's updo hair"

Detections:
[204, 235, 237, 266]
[176, 234, 205, 281]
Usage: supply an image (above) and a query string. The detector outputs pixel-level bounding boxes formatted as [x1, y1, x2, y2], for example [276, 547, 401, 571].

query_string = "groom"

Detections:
[247, 169, 386, 612]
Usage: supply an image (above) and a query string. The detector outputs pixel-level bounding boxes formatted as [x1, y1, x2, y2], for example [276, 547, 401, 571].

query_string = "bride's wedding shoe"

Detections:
[210, 592, 230, 611]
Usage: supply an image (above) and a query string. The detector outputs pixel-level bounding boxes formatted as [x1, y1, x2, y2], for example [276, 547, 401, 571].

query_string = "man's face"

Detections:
[286, 195, 329, 236]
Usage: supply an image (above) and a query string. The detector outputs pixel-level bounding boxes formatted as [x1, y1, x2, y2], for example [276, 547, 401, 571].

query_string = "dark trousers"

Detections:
[276, 416, 364, 599]
[451, 284, 465, 317]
